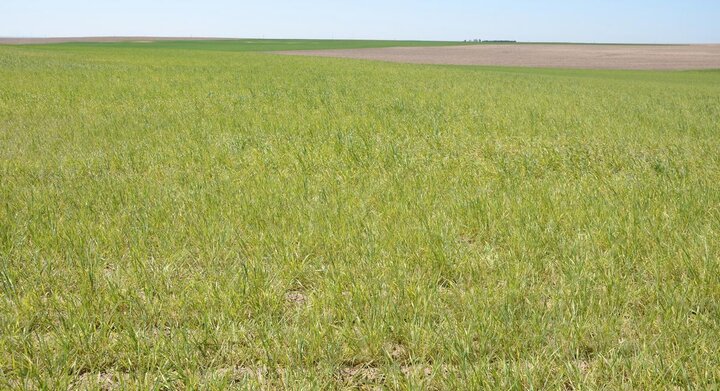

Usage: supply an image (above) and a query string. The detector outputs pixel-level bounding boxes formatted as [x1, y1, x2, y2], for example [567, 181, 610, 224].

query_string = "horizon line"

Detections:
[1, 36, 718, 46]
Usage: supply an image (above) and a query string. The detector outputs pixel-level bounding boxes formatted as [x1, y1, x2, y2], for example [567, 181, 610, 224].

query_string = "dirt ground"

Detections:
[277, 44, 720, 70]
[0, 37, 226, 45]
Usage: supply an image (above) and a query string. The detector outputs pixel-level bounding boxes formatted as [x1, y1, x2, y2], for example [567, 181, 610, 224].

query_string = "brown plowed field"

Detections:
[277, 44, 720, 70]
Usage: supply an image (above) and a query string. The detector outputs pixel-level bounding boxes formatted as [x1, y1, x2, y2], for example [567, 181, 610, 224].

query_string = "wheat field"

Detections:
[1, 42, 719, 389]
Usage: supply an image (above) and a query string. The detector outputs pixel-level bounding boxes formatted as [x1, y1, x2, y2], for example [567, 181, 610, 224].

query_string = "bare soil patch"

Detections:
[285, 289, 308, 305]
[276, 44, 720, 70]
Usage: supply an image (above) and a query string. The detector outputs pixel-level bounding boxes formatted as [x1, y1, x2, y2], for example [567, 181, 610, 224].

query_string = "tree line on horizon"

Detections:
[464, 39, 517, 43]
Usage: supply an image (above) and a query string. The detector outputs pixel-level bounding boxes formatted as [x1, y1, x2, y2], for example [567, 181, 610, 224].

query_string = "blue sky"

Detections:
[1, 0, 718, 43]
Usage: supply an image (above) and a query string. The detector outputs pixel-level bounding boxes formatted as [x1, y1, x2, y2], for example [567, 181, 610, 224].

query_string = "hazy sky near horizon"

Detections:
[1, 0, 718, 43]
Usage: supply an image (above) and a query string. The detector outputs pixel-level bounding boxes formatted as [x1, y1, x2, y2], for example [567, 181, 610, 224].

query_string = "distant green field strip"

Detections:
[18, 39, 474, 52]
